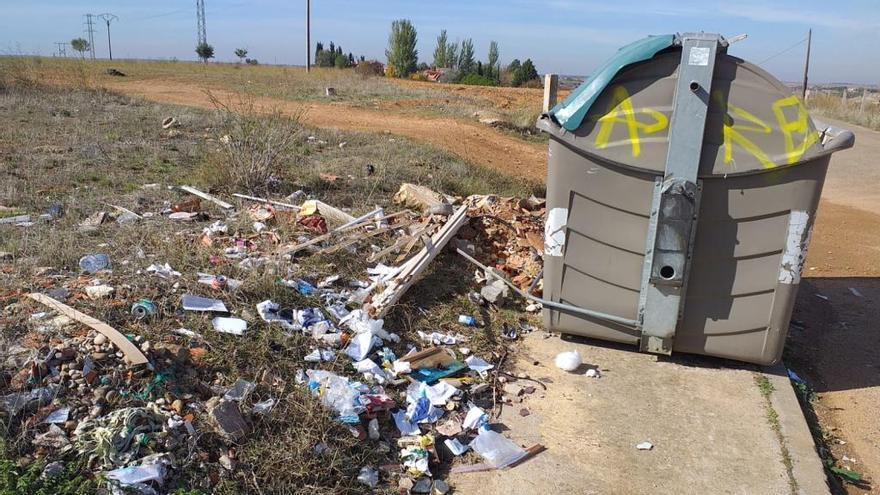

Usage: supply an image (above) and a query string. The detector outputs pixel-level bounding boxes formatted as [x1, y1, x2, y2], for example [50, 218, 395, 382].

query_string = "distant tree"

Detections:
[359, 55, 365, 62]
[385, 19, 418, 78]
[446, 41, 459, 70]
[348, 52, 354, 65]
[334, 53, 349, 68]
[315, 42, 323, 61]
[458, 38, 475, 74]
[329, 41, 335, 54]
[476, 61, 483, 76]
[433, 29, 448, 68]
[487, 41, 499, 80]
[316, 49, 335, 67]
[196, 42, 214, 63]
[234, 48, 248, 63]
[336, 46, 343, 56]
[512, 58, 539, 86]
[245, 58, 259, 65]
[70, 38, 90, 58]
[418, 62, 429, 71]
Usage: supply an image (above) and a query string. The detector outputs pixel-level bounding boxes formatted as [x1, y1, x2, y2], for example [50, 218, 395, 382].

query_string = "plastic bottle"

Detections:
[78, 254, 110, 273]
[458, 314, 477, 326]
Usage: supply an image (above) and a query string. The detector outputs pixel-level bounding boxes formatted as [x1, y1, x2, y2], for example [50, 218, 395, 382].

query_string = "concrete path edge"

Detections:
[763, 363, 831, 495]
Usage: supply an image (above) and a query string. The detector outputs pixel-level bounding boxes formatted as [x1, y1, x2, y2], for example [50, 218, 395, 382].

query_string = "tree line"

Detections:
[385, 19, 540, 87]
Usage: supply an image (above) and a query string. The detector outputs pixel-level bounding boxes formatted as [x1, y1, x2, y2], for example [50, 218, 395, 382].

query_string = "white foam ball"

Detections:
[554, 350, 582, 372]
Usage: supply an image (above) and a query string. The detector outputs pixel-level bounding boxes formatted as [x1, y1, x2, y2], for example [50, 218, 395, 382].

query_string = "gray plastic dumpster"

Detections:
[536, 33, 854, 365]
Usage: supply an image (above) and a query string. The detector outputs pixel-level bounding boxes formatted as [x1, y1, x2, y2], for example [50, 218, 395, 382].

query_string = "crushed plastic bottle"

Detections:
[78, 254, 110, 273]
[470, 429, 527, 468]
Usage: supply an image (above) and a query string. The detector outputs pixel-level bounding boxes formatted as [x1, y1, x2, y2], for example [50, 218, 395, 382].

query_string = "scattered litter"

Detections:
[146, 263, 181, 279]
[305, 348, 336, 362]
[85, 284, 115, 300]
[182, 294, 228, 312]
[462, 405, 488, 431]
[471, 429, 527, 468]
[224, 379, 256, 401]
[212, 317, 247, 336]
[585, 368, 601, 378]
[252, 398, 276, 414]
[357, 466, 379, 488]
[179, 185, 234, 210]
[848, 287, 864, 298]
[106, 455, 170, 488]
[787, 369, 806, 385]
[131, 299, 158, 320]
[79, 254, 110, 273]
[0, 386, 58, 417]
[43, 407, 71, 424]
[554, 351, 582, 372]
[636, 441, 654, 451]
[444, 438, 470, 456]
[815, 293, 829, 301]
[458, 314, 477, 327]
[465, 355, 494, 376]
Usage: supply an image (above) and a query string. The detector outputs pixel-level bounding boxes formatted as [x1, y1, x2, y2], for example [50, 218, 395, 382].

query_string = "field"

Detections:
[2, 56, 879, 495]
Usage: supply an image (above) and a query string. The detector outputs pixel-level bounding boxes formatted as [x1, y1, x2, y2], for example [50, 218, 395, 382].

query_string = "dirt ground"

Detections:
[96, 72, 879, 492]
[99, 77, 549, 182]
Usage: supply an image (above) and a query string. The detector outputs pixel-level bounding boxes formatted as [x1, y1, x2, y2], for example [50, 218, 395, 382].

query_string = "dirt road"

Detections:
[101, 78, 549, 182]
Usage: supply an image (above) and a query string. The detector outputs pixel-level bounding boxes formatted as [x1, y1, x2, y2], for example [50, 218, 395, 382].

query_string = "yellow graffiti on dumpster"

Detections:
[592, 84, 820, 169]
[594, 85, 668, 158]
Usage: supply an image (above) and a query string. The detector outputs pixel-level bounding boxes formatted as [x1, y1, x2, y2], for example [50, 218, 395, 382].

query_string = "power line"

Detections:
[83, 13, 97, 59]
[53, 42, 68, 57]
[757, 36, 808, 65]
[196, 0, 207, 46]
[131, 9, 188, 22]
[97, 13, 118, 60]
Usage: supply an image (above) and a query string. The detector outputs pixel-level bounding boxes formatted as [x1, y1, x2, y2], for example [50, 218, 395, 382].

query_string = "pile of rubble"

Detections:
[0, 182, 551, 493]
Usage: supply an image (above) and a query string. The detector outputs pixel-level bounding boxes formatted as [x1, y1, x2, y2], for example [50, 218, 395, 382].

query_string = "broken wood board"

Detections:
[300, 200, 356, 225]
[276, 211, 412, 256]
[315, 221, 414, 255]
[179, 185, 234, 210]
[400, 346, 456, 369]
[0, 215, 31, 225]
[369, 206, 469, 317]
[233, 193, 300, 211]
[393, 183, 453, 214]
[28, 293, 149, 366]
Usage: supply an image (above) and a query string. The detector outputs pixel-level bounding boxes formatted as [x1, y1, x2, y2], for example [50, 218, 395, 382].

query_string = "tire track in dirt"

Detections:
[102, 79, 548, 182]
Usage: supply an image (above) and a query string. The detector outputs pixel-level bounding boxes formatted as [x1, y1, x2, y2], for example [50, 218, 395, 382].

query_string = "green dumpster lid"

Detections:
[551, 34, 676, 132]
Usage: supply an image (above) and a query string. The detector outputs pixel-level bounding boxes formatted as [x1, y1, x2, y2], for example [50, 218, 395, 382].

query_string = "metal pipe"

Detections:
[455, 248, 640, 329]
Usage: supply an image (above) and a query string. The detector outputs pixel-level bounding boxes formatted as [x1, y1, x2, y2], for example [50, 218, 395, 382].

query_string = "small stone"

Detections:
[85, 285, 114, 300]
[141, 341, 151, 353]
[93, 334, 107, 346]
[219, 454, 234, 470]
[636, 441, 653, 450]
[519, 408, 531, 417]
[106, 390, 118, 403]
[91, 352, 108, 361]
[89, 404, 103, 418]
[432, 479, 450, 495]
[412, 477, 433, 494]
[172, 399, 184, 413]
[398, 477, 414, 491]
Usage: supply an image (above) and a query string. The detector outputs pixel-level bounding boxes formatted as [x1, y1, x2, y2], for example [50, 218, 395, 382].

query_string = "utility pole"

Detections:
[306, 0, 311, 72]
[196, 0, 207, 46]
[801, 28, 811, 100]
[84, 14, 97, 59]
[54, 42, 68, 58]
[98, 14, 118, 60]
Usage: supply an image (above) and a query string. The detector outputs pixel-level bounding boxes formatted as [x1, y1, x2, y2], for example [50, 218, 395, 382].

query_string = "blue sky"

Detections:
[2, 0, 878, 84]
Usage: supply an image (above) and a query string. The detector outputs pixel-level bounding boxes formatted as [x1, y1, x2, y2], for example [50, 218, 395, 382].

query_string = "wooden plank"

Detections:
[315, 221, 414, 255]
[370, 206, 469, 317]
[28, 293, 149, 366]
[232, 193, 300, 211]
[0, 215, 31, 225]
[179, 185, 234, 210]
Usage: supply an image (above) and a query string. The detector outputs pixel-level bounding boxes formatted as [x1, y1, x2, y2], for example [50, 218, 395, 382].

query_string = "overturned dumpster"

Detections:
[537, 33, 854, 364]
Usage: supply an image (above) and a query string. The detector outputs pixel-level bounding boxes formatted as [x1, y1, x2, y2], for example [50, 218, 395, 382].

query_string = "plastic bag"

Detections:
[470, 429, 527, 468]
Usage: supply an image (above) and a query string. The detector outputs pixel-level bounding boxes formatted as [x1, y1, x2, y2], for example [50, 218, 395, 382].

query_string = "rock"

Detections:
[91, 352, 108, 361]
[398, 477, 414, 492]
[140, 340, 151, 353]
[210, 399, 249, 441]
[85, 285, 114, 300]
[47, 287, 69, 301]
[89, 404, 103, 418]
[171, 399, 184, 413]
[432, 480, 450, 495]
[412, 477, 433, 494]
[480, 279, 509, 303]
[42, 461, 64, 478]
[218, 454, 234, 470]
[93, 334, 107, 346]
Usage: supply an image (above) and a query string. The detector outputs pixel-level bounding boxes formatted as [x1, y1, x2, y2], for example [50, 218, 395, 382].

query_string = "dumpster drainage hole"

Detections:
[659, 265, 676, 280]
[689, 81, 700, 92]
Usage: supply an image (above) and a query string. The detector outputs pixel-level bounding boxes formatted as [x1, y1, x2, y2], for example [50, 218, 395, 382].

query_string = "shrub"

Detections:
[207, 92, 304, 194]
[354, 60, 384, 78]
[334, 53, 350, 69]
[410, 72, 428, 82]
[437, 69, 461, 84]
[459, 73, 498, 86]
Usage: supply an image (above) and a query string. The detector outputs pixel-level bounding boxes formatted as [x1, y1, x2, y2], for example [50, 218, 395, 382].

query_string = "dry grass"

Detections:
[808, 92, 880, 130]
